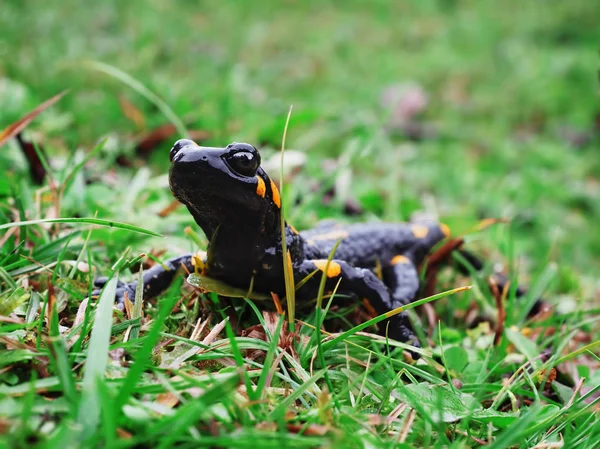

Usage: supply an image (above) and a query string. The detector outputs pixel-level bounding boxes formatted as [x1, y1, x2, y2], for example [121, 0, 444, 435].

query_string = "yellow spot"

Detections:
[270, 179, 281, 208]
[308, 230, 349, 241]
[440, 223, 451, 238]
[192, 250, 208, 276]
[255, 176, 266, 197]
[313, 259, 342, 278]
[289, 224, 299, 234]
[391, 255, 410, 265]
[411, 224, 429, 239]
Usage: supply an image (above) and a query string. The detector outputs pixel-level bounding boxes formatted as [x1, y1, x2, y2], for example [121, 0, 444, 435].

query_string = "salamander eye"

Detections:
[225, 151, 260, 177]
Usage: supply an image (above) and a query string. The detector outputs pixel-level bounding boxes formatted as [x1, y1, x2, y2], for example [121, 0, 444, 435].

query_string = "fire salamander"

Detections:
[94, 140, 539, 350]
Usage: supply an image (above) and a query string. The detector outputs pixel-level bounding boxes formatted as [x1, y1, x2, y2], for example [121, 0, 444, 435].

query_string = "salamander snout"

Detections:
[170, 139, 196, 162]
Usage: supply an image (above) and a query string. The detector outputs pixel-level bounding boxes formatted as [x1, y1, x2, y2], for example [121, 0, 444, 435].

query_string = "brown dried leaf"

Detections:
[0, 316, 24, 324]
[116, 428, 133, 439]
[0, 90, 68, 148]
[135, 124, 210, 157]
[156, 392, 180, 409]
[256, 421, 277, 432]
[119, 95, 146, 130]
[157, 199, 181, 218]
[243, 311, 299, 360]
[0, 336, 33, 350]
[286, 423, 329, 436]
[16, 133, 47, 184]
[45, 278, 56, 327]
[123, 291, 134, 320]
[68, 298, 89, 347]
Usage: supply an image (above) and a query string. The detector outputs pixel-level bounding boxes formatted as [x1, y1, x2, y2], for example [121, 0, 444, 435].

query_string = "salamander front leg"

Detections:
[91, 253, 196, 308]
[294, 259, 420, 349]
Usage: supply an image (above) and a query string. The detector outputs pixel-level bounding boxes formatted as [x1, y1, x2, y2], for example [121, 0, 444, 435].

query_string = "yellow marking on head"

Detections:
[313, 259, 342, 278]
[391, 255, 410, 265]
[289, 224, 299, 234]
[440, 223, 451, 238]
[309, 230, 349, 241]
[270, 179, 281, 208]
[255, 176, 266, 198]
[411, 224, 429, 239]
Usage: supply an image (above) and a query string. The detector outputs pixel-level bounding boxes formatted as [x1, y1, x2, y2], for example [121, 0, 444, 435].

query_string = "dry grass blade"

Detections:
[190, 316, 209, 342]
[68, 298, 89, 347]
[397, 408, 416, 443]
[45, 280, 57, 328]
[201, 318, 228, 346]
[166, 317, 228, 369]
[157, 199, 181, 217]
[387, 403, 408, 424]
[490, 276, 507, 346]
[0, 90, 68, 148]
[119, 95, 146, 130]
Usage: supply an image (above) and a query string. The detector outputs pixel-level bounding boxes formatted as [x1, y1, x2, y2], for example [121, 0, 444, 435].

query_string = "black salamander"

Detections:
[94, 140, 539, 349]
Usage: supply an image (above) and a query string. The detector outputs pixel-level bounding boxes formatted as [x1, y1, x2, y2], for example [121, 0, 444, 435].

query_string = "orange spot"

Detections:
[411, 224, 429, 239]
[289, 224, 299, 234]
[313, 260, 341, 278]
[255, 176, 266, 197]
[440, 223, 451, 238]
[270, 179, 281, 208]
[391, 255, 410, 265]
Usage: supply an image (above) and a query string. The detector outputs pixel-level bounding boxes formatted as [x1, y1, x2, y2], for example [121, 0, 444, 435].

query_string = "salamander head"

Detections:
[168, 139, 281, 238]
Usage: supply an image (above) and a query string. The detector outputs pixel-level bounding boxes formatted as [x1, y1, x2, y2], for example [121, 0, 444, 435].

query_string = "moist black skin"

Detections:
[93, 139, 540, 350]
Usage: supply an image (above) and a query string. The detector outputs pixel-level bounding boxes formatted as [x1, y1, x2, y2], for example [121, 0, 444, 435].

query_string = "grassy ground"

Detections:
[1, 0, 599, 447]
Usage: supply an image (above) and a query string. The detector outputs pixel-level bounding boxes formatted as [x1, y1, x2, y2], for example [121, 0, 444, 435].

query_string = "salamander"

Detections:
[94, 139, 539, 350]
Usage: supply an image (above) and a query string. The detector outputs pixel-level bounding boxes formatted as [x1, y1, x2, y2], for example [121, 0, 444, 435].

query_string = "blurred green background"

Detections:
[1, 0, 598, 298]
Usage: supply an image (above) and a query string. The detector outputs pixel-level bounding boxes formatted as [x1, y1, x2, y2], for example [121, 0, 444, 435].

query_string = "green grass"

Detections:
[1, 0, 599, 447]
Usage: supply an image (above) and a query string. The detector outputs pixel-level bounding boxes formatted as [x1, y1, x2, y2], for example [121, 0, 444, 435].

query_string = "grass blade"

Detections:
[77, 274, 118, 438]
[279, 105, 295, 332]
[322, 286, 471, 351]
[114, 281, 181, 410]
[85, 60, 187, 137]
[0, 217, 162, 237]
